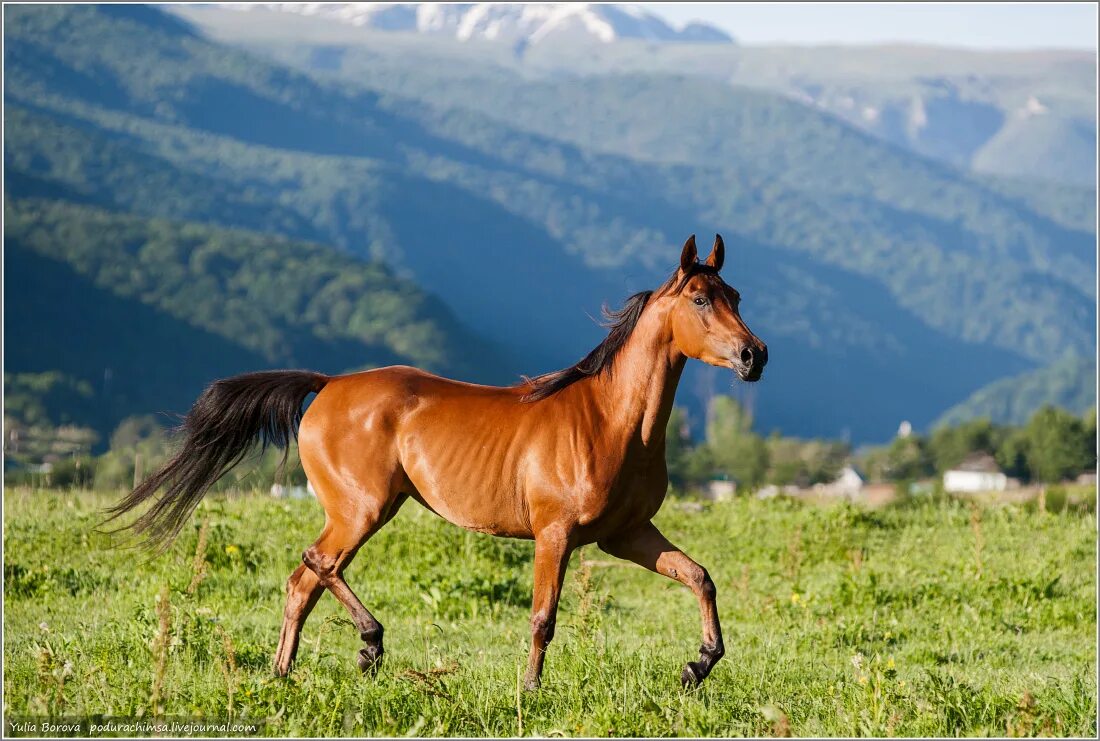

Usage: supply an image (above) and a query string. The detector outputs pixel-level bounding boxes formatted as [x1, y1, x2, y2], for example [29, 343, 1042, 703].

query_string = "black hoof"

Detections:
[681, 662, 703, 689]
[357, 644, 383, 675]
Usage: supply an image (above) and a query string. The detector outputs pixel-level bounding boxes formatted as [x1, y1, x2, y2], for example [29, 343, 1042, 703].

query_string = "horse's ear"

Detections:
[679, 234, 698, 272]
[706, 234, 725, 272]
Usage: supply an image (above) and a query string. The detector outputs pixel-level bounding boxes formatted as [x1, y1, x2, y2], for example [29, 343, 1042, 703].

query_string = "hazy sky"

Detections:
[648, 3, 1098, 50]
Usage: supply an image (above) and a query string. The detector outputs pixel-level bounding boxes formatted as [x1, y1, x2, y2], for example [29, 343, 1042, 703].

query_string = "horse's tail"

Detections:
[104, 369, 329, 551]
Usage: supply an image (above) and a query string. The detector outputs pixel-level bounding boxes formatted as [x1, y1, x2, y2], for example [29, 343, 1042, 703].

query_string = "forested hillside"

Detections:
[4, 198, 508, 440]
[937, 355, 1098, 429]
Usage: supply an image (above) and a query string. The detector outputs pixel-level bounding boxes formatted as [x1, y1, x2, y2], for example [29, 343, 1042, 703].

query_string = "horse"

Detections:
[107, 234, 768, 690]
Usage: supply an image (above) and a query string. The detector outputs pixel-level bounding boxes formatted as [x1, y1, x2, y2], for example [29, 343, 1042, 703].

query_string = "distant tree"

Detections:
[681, 445, 716, 489]
[928, 418, 1003, 473]
[94, 415, 174, 490]
[1024, 406, 1094, 483]
[1084, 407, 1097, 462]
[803, 439, 849, 485]
[110, 415, 168, 450]
[995, 428, 1031, 481]
[766, 434, 805, 487]
[864, 435, 933, 482]
[706, 396, 768, 488]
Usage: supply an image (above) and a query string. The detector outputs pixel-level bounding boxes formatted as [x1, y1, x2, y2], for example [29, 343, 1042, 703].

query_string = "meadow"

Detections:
[3, 487, 1096, 737]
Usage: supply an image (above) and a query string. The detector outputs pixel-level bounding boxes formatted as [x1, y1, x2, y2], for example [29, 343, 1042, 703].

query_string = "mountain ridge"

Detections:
[230, 3, 734, 47]
[178, 3, 1094, 186]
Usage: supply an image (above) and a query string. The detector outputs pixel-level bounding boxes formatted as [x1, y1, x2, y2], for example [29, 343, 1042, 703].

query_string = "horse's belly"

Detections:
[410, 482, 531, 538]
[399, 431, 532, 538]
[396, 397, 536, 536]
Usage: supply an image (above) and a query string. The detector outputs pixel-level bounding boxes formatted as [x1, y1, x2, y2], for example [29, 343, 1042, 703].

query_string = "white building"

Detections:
[813, 465, 864, 499]
[705, 478, 738, 501]
[943, 453, 1007, 493]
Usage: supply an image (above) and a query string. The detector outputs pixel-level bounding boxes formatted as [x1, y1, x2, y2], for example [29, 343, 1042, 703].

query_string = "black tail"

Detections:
[104, 370, 328, 551]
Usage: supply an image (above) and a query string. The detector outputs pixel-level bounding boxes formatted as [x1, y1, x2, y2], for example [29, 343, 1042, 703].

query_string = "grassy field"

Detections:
[3, 488, 1096, 737]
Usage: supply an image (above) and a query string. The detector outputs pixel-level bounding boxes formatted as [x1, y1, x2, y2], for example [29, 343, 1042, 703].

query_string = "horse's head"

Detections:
[662, 234, 768, 382]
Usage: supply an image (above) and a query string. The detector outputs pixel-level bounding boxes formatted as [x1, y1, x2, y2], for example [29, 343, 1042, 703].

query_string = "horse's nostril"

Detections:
[740, 347, 754, 365]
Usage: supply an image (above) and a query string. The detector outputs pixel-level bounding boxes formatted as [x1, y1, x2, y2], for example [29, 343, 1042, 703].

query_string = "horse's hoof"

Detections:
[680, 662, 703, 689]
[357, 645, 383, 675]
[523, 677, 541, 692]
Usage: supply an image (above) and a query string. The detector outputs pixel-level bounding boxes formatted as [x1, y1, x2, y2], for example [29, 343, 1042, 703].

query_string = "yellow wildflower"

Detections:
[225, 544, 240, 556]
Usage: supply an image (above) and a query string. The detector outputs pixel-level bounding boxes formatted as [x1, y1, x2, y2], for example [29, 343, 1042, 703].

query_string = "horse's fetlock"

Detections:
[361, 623, 384, 645]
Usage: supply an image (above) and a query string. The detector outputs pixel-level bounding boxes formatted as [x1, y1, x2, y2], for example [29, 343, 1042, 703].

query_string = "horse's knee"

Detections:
[531, 610, 556, 645]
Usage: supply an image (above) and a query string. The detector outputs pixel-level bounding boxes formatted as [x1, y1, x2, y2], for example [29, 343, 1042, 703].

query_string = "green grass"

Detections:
[3, 488, 1096, 737]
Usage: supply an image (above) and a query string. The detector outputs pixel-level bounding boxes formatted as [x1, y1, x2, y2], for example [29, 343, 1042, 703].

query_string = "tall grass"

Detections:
[3, 489, 1096, 737]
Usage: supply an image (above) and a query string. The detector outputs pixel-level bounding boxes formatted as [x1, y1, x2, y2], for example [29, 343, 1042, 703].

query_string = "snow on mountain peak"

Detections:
[236, 4, 734, 46]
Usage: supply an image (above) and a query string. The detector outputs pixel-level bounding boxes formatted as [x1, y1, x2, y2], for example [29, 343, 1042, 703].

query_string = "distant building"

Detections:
[1076, 471, 1097, 487]
[271, 482, 313, 499]
[704, 476, 737, 501]
[756, 483, 801, 500]
[944, 453, 1007, 493]
[897, 420, 912, 439]
[813, 465, 864, 499]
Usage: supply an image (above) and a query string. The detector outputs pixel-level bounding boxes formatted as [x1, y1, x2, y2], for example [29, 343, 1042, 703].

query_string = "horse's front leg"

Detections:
[523, 525, 575, 690]
[598, 520, 724, 688]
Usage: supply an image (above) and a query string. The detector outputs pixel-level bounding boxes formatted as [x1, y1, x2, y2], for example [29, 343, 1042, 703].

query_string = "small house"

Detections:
[812, 465, 864, 499]
[704, 476, 738, 501]
[943, 453, 1007, 493]
[832, 465, 865, 496]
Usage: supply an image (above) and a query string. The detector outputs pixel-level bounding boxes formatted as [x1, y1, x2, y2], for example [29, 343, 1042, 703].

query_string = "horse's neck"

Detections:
[593, 303, 685, 450]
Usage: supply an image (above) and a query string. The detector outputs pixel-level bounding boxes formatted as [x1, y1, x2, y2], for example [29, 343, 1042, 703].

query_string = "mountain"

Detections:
[231, 3, 733, 47]
[185, 5, 1094, 187]
[3, 4, 1095, 443]
[936, 355, 1098, 428]
[201, 19, 1096, 362]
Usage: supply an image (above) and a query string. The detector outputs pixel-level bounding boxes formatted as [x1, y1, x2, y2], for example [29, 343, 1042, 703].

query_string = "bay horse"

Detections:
[108, 234, 767, 690]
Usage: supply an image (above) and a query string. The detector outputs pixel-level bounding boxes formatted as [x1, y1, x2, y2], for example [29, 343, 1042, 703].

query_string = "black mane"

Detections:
[520, 262, 721, 402]
[520, 290, 654, 401]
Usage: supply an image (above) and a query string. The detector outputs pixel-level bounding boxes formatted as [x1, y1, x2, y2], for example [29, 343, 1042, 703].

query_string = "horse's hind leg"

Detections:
[301, 491, 407, 674]
[273, 564, 324, 676]
[273, 486, 406, 676]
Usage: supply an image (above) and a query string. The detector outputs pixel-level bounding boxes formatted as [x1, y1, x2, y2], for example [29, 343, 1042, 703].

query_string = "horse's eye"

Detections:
[693, 296, 708, 307]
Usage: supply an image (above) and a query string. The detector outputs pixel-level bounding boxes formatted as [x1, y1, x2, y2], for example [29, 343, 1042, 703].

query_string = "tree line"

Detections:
[9, 395, 1093, 493]
[667, 397, 1096, 493]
